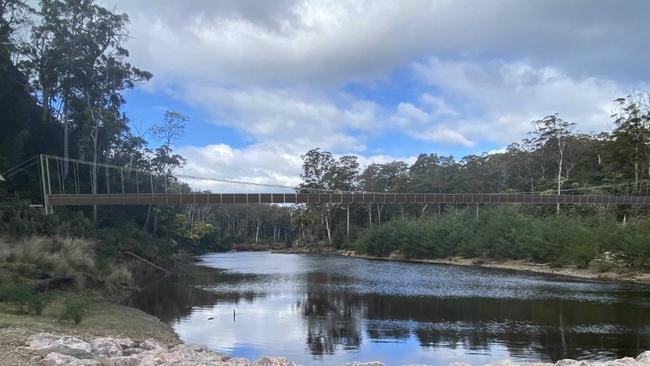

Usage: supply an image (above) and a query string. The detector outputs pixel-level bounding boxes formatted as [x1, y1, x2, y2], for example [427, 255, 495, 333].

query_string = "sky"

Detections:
[99, 0, 650, 191]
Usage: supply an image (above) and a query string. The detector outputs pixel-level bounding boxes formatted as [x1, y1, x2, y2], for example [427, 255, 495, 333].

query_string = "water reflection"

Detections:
[129, 252, 650, 365]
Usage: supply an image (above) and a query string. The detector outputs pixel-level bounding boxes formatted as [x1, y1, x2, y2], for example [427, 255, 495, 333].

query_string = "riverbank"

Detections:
[273, 247, 650, 284]
[0, 299, 179, 365]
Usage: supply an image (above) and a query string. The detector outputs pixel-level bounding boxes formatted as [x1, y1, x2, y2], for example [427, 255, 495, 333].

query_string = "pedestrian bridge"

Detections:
[4, 154, 649, 213]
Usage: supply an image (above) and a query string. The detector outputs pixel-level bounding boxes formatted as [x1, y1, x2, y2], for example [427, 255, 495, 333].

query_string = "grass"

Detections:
[0, 295, 178, 342]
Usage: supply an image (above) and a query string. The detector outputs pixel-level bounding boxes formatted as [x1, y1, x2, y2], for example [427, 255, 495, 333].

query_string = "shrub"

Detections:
[0, 282, 49, 314]
[60, 295, 90, 324]
[0, 283, 32, 312]
[5, 237, 96, 288]
[26, 292, 51, 315]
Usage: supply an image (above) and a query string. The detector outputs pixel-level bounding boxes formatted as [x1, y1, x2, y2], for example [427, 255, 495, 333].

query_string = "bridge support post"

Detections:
[346, 205, 350, 239]
[38, 154, 51, 215]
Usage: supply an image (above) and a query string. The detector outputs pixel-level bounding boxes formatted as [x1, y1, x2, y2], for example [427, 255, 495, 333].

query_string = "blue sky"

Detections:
[103, 0, 650, 190]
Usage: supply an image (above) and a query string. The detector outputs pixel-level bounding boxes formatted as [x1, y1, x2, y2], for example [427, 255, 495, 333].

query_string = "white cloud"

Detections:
[182, 86, 383, 153]
[177, 143, 416, 192]
[93, 0, 649, 187]
[177, 143, 302, 192]
[407, 58, 628, 144]
[106, 0, 650, 87]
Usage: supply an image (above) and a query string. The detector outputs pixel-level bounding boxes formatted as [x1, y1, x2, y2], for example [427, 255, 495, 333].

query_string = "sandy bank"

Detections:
[273, 247, 650, 284]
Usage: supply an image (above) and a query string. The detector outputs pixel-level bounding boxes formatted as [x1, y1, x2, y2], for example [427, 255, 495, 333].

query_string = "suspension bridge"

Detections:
[2, 154, 650, 214]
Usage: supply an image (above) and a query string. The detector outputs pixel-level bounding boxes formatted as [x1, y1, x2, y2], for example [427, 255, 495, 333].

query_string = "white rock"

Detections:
[225, 357, 254, 365]
[139, 338, 167, 352]
[26, 333, 92, 358]
[122, 347, 144, 356]
[555, 360, 579, 366]
[343, 362, 385, 366]
[604, 358, 638, 366]
[90, 337, 123, 356]
[41, 352, 100, 366]
[170, 343, 209, 353]
[253, 356, 302, 366]
[487, 360, 512, 366]
[100, 355, 141, 366]
[637, 351, 650, 363]
[114, 338, 136, 349]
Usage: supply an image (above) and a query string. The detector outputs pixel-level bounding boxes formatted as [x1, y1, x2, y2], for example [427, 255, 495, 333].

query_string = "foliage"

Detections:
[0, 282, 50, 314]
[353, 207, 650, 269]
[60, 294, 89, 324]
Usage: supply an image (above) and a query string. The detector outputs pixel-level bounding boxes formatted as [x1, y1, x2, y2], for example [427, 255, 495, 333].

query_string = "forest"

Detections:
[1, 0, 650, 275]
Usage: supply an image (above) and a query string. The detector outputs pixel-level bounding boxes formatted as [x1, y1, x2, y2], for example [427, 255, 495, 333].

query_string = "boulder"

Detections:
[122, 347, 144, 356]
[225, 357, 254, 365]
[555, 360, 579, 366]
[26, 333, 93, 359]
[253, 356, 301, 366]
[100, 355, 141, 366]
[139, 338, 167, 352]
[604, 358, 638, 366]
[114, 338, 136, 349]
[41, 352, 100, 366]
[637, 351, 650, 363]
[487, 360, 512, 366]
[343, 362, 385, 366]
[170, 343, 210, 354]
[90, 337, 123, 357]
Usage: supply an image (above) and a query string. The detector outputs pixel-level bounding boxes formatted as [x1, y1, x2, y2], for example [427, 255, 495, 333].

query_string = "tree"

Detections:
[610, 94, 650, 187]
[151, 111, 188, 178]
[530, 114, 575, 214]
[17, 0, 152, 222]
[0, 0, 31, 57]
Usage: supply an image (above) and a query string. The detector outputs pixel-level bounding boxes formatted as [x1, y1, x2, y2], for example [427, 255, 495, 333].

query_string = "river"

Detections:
[129, 251, 650, 365]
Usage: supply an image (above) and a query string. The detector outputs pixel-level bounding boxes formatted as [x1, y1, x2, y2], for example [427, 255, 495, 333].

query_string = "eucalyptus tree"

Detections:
[610, 94, 650, 187]
[360, 161, 408, 223]
[530, 114, 575, 214]
[18, 0, 151, 222]
[299, 148, 360, 245]
[0, 0, 31, 57]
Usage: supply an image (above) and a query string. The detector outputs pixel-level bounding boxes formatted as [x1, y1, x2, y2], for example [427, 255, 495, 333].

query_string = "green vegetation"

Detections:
[60, 295, 90, 324]
[352, 206, 650, 268]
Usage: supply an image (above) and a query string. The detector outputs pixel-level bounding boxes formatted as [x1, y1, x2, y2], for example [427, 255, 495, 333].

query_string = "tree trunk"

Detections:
[376, 203, 383, 224]
[368, 204, 372, 226]
[556, 139, 564, 215]
[635, 145, 639, 187]
[346, 206, 350, 239]
[324, 210, 332, 245]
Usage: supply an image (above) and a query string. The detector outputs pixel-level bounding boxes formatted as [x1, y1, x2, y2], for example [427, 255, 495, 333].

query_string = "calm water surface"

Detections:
[129, 252, 650, 365]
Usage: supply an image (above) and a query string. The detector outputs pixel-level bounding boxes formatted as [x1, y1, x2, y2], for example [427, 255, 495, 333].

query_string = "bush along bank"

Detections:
[351, 206, 650, 271]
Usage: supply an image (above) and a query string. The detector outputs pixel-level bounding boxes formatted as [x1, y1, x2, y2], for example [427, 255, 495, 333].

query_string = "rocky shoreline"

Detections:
[20, 332, 650, 366]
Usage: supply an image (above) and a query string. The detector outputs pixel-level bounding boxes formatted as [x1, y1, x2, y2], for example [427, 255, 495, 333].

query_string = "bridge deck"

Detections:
[47, 193, 650, 206]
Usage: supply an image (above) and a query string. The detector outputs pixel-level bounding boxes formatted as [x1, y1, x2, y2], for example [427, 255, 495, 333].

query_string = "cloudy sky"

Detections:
[100, 0, 649, 191]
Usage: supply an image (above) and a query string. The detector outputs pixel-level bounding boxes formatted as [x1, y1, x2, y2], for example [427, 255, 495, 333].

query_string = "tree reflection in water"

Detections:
[129, 253, 650, 364]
